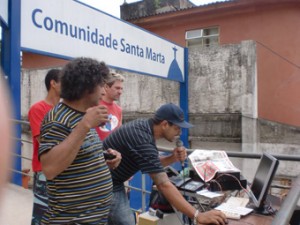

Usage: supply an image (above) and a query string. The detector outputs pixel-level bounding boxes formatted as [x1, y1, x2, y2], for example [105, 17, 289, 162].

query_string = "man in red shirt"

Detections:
[95, 72, 133, 197]
[28, 69, 61, 225]
[96, 72, 124, 140]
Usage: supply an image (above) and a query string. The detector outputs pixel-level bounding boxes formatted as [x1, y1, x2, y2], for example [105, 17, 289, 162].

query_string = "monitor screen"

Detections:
[249, 153, 279, 211]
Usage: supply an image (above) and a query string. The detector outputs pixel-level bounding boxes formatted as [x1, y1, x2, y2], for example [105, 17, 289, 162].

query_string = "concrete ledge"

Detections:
[0, 183, 33, 225]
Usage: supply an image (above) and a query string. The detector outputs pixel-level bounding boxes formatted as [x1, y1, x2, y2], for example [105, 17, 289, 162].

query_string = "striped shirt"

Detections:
[103, 119, 165, 192]
[39, 103, 112, 224]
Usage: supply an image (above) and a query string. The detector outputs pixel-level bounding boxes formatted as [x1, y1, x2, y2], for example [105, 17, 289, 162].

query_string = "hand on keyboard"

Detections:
[214, 202, 253, 220]
[222, 210, 241, 220]
[196, 210, 227, 225]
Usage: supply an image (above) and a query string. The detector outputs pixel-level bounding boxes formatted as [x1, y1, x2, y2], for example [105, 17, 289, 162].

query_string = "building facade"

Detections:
[20, 0, 300, 178]
[122, 0, 300, 127]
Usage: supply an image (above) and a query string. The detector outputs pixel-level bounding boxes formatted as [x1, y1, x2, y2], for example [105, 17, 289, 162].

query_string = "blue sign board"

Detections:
[21, 0, 185, 82]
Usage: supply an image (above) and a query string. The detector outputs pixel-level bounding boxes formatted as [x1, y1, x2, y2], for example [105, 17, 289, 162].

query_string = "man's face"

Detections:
[105, 80, 123, 101]
[162, 122, 181, 142]
[89, 85, 106, 106]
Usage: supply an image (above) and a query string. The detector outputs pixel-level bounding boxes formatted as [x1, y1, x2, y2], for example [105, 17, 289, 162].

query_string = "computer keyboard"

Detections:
[222, 210, 241, 220]
[215, 203, 253, 220]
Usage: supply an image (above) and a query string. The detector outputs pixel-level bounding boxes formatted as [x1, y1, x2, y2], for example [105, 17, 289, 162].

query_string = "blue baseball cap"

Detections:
[154, 103, 193, 128]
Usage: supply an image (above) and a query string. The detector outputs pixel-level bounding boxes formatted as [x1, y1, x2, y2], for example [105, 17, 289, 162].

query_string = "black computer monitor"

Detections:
[248, 153, 279, 214]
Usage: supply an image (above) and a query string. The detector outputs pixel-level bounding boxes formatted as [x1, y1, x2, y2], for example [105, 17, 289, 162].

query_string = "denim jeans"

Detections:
[32, 172, 48, 225]
[108, 188, 135, 225]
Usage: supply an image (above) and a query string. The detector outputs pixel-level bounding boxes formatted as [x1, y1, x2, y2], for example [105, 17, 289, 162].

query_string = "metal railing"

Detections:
[159, 146, 300, 161]
[127, 146, 300, 213]
[271, 174, 300, 225]
[11, 119, 300, 223]
[10, 120, 32, 178]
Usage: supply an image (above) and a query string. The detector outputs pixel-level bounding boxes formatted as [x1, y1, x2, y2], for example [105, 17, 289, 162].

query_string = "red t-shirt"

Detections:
[28, 100, 53, 172]
[96, 100, 122, 141]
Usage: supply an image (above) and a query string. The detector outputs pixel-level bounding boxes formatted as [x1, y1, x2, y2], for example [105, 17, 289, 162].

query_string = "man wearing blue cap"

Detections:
[103, 103, 227, 225]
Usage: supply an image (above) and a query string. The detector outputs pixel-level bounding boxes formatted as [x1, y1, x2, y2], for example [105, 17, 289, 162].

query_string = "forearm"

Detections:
[151, 172, 226, 224]
[157, 182, 227, 225]
[157, 181, 195, 219]
[40, 121, 90, 180]
[159, 154, 177, 167]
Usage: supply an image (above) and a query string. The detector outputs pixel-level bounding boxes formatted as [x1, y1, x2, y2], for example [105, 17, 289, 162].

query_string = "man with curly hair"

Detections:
[38, 57, 121, 225]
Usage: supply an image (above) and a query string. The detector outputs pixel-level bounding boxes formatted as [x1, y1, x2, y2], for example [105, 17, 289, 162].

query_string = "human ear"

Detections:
[104, 83, 110, 91]
[161, 120, 169, 129]
[50, 79, 55, 87]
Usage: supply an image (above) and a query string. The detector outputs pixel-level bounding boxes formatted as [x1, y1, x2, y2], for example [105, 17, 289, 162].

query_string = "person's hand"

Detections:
[82, 105, 109, 129]
[197, 210, 227, 225]
[173, 146, 187, 162]
[105, 148, 121, 170]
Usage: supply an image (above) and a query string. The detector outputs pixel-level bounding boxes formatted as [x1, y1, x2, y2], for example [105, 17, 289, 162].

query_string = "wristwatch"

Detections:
[193, 209, 199, 225]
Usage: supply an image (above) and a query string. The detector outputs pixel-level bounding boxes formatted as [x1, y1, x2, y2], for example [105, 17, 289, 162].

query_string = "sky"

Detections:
[79, 0, 222, 18]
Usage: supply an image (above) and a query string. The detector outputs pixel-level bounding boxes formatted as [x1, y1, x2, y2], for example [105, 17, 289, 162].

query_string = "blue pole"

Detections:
[2, 0, 22, 185]
[179, 47, 190, 148]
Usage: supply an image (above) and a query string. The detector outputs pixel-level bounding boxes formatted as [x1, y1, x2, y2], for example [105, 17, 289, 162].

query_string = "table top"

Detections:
[228, 212, 275, 225]
[183, 189, 280, 225]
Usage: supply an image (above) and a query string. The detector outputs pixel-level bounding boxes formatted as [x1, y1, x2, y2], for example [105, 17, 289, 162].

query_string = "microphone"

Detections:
[176, 139, 186, 197]
[176, 139, 185, 169]
[176, 139, 183, 148]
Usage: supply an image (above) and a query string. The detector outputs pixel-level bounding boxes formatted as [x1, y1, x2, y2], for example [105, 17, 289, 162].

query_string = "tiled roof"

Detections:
[122, 0, 233, 21]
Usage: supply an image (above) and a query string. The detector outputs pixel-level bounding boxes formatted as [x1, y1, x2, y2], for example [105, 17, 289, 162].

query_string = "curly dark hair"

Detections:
[60, 57, 109, 101]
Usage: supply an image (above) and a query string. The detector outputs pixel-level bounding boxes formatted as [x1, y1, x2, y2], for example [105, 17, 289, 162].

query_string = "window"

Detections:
[186, 27, 219, 48]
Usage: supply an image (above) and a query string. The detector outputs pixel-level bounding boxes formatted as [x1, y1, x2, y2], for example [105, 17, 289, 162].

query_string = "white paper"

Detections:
[188, 149, 240, 182]
[196, 189, 224, 198]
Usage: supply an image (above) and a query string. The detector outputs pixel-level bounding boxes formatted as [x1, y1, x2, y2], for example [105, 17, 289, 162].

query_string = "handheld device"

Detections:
[179, 179, 204, 192]
[169, 176, 191, 188]
[103, 152, 116, 160]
